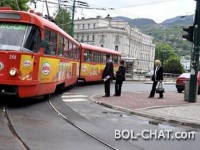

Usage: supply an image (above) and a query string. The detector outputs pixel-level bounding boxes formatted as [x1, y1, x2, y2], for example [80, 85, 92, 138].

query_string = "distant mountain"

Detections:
[113, 15, 194, 27]
[161, 15, 194, 26]
[113, 16, 157, 27]
[113, 15, 194, 57]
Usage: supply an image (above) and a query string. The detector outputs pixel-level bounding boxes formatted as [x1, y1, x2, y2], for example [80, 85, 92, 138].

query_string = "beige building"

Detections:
[74, 15, 155, 73]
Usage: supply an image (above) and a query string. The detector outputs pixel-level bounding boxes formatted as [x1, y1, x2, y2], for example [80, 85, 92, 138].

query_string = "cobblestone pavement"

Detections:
[92, 91, 200, 127]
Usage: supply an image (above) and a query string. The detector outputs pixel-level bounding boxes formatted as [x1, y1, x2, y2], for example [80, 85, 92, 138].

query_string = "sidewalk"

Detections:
[91, 91, 200, 128]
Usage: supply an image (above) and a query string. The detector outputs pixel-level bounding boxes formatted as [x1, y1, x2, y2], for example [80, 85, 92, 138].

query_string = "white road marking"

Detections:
[62, 95, 88, 98]
[63, 93, 83, 95]
[62, 98, 88, 102]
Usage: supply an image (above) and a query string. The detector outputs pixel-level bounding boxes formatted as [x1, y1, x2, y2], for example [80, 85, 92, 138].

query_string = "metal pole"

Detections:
[58, 0, 60, 9]
[70, 0, 75, 37]
[188, 0, 200, 102]
[45, 0, 50, 19]
[15, 0, 20, 10]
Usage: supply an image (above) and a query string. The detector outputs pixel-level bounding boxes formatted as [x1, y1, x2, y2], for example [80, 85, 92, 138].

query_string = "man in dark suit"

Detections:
[114, 59, 126, 96]
[148, 60, 164, 99]
[102, 55, 114, 97]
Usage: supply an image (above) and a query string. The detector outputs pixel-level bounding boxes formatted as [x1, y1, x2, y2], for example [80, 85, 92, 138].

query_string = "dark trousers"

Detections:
[104, 79, 110, 96]
[115, 80, 123, 96]
[149, 81, 163, 98]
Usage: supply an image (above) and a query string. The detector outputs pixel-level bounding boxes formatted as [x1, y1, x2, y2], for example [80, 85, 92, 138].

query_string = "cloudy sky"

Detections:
[30, 0, 196, 23]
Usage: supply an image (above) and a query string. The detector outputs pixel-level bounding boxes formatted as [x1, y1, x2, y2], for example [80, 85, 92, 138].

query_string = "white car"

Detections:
[145, 71, 153, 78]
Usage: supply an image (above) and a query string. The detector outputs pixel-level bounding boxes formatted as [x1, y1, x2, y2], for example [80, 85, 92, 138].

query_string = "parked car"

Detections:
[145, 71, 153, 78]
[175, 72, 200, 94]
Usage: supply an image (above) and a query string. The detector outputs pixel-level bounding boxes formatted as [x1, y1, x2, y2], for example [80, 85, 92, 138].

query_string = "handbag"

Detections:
[156, 81, 165, 93]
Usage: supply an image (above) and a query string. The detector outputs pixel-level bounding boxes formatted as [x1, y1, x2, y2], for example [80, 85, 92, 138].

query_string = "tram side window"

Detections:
[113, 55, 119, 64]
[23, 26, 41, 53]
[76, 47, 80, 60]
[71, 44, 76, 59]
[63, 38, 69, 58]
[73, 45, 80, 60]
[102, 54, 107, 63]
[44, 29, 57, 56]
[68, 42, 74, 59]
[84, 50, 91, 62]
[93, 52, 101, 62]
[58, 35, 64, 57]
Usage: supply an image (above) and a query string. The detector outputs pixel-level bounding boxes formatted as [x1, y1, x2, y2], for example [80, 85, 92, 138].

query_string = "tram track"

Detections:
[48, 98, 119, 150]
[2, 105, 30, 150]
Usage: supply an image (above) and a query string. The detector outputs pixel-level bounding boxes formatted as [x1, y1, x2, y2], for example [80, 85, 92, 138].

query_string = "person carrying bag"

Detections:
[148, 60, 164, 99]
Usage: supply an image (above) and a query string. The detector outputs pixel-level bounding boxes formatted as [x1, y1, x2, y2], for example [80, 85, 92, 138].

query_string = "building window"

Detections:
[81, 35, 84, 42]
[87, 35, 89, 41]
[88, 24, 90, 29]
[115, 45, 118, 51]
[116, 35, 119, 41]
[78, 24, 80, 29]
[93, 23, 96, 28]
[83, 24, 85, 29]
[92, 35, 95, 41]
[101, 35, 104, 41]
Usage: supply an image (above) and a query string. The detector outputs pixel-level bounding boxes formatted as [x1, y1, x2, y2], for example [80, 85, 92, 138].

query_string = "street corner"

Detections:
[92, 91, 192, 111]
[136, 104, 200, 128]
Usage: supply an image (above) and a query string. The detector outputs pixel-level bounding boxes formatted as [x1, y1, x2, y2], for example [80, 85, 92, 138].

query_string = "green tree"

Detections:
[55, 8, 71, 34]
[163, 57, 184, 74]
[0, 0, 29, 11]
[155, 42, 178, 65]
[155, 42, 184, 73]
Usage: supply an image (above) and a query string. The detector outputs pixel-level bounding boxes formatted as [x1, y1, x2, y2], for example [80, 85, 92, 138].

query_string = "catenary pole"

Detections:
[70, 0, 76, 37]
[188, 0, 200, 102]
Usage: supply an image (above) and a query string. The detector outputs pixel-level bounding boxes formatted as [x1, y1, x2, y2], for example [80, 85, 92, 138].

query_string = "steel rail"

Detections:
[48, 99, 118, 150]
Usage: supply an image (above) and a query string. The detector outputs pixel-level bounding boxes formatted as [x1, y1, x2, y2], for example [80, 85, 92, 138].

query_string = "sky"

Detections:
[30, 0, 196, 23]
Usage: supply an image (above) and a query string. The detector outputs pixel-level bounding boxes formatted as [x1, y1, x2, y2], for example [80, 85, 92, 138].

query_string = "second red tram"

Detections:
[79, 43, 120, 82]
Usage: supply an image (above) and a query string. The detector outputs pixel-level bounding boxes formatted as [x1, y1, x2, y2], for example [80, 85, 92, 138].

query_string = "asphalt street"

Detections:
[0, 82, 200, 150]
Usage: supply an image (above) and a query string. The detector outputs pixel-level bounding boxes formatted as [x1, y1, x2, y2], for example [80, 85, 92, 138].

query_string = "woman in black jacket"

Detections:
[148, 60, 164, 99]
[114, 60, 126, 96]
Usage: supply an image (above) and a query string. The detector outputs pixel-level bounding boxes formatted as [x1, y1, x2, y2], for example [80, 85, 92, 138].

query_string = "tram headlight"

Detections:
[9, 68, 17, 76]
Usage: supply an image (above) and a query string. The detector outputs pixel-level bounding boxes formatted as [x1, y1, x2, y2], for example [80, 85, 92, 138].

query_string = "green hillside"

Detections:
[114, 16, 194, 57]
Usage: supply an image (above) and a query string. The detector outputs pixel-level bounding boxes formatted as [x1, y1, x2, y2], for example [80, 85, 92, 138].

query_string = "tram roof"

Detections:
[0, 9, 80, 46]
[80, 43, 121, 55]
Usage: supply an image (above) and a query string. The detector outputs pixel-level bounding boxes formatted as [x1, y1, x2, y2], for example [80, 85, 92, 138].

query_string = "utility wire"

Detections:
[115, 0, 174, 9]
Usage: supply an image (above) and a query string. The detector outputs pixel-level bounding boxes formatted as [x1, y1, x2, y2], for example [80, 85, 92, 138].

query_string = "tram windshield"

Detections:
[0, 23, 41, 53]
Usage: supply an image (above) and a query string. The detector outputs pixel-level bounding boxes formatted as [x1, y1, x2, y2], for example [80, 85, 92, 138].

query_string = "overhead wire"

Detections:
[75, 0, 176, 19]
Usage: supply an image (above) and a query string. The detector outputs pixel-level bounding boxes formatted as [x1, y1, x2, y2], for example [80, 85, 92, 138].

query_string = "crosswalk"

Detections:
[62, 93, 89, 102]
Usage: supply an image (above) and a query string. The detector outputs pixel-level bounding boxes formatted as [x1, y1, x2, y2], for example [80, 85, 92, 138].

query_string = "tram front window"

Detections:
[0, 23, 41, 53]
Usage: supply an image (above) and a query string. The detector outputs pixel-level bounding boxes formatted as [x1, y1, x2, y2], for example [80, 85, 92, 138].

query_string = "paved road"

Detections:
[64, 82, 200, 150]
[0, 82, 200, 150]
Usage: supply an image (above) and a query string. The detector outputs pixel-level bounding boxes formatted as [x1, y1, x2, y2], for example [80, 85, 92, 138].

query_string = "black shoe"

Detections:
[158, 96, 163, 99]
[148, 96, 154, 98]
[113, 94, 119, 96]
[102, 95, 110, 97]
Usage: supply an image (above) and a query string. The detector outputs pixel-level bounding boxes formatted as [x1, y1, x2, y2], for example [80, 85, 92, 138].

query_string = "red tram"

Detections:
[79, 43, 120, 82]
[0, 8, 121, 98]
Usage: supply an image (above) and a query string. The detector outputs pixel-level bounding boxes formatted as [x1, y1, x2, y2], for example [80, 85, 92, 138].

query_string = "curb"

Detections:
[89, 94, 200, 128]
